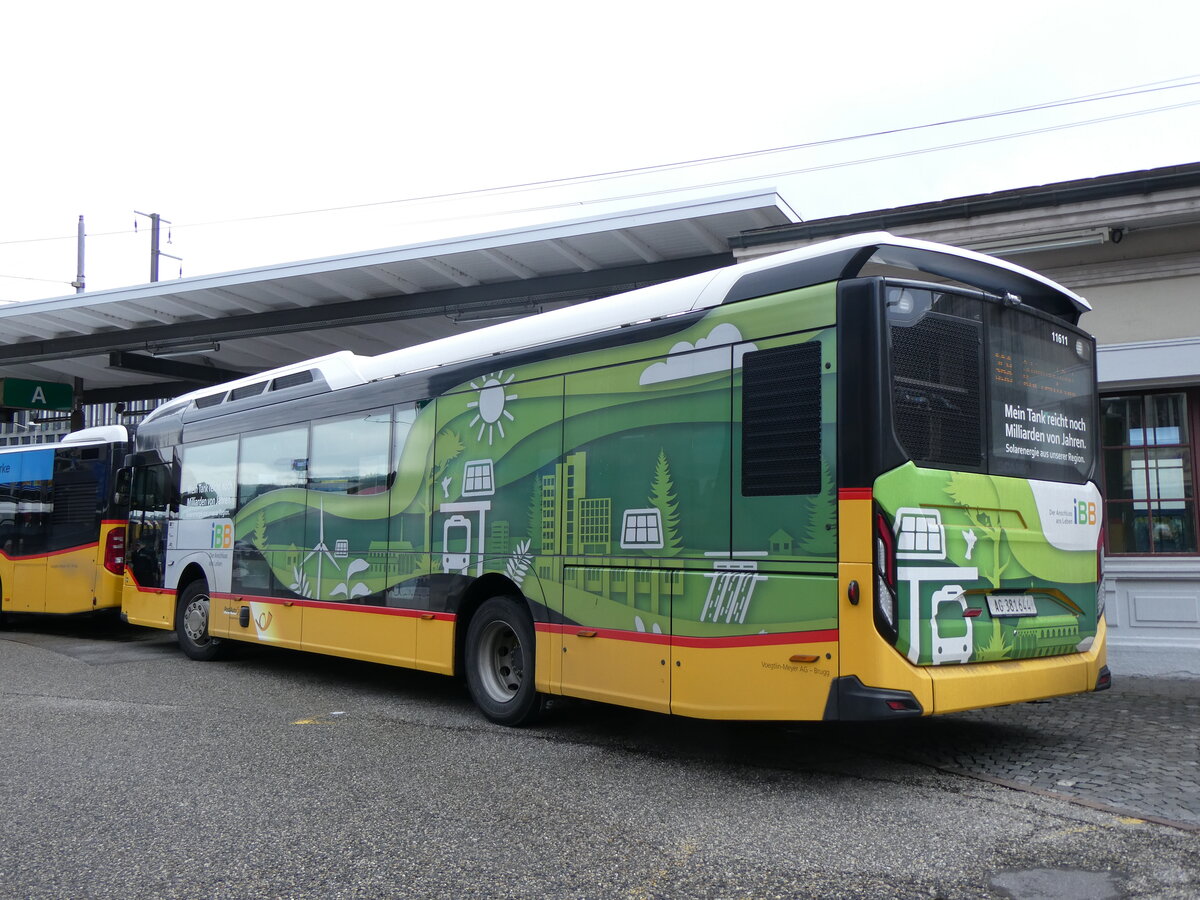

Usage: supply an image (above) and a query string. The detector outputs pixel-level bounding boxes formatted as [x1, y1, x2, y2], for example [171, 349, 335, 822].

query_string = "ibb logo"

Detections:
[1075, 500, 1097, 525]
[211, 522, 233, 549]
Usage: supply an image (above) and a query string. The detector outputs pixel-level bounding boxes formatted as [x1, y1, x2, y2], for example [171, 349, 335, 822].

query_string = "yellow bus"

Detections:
[119, 233, 1108, 724]
[0, 426, 130, 623]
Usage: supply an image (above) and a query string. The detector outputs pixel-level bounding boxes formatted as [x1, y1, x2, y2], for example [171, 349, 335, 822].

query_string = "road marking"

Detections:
[291, 711, 347, 725]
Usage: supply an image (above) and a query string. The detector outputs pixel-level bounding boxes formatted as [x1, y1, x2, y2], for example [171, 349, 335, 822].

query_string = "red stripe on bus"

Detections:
[540, 623, 670, 645]
[838, 488, 873, 501]
[537, 623, 837, 649]
[125, 581, 174, 595]
[673, 629, 838, 648]
[0, 542, 100, 561]
[211, 592, 456, 621]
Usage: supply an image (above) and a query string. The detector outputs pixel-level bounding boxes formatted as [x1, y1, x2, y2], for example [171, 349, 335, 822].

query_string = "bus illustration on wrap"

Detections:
[0, 426, 130, 622]
[117, 232, 1108, 724]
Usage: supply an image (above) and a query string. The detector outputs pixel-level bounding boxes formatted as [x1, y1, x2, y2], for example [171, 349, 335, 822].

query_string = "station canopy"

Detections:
[0, 193, 797, 405]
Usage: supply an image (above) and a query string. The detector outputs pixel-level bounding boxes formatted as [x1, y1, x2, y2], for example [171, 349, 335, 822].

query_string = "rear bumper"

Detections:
[926, 615, 1108, 714]
[826, 616, 1109, 719]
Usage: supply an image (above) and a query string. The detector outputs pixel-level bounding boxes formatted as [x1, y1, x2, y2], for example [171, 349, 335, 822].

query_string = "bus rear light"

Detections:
[873, 508, 899, 643]
[874, 511, 897, 585]
[104, 528, 125, 575]
[1096, 523, 1106, 621]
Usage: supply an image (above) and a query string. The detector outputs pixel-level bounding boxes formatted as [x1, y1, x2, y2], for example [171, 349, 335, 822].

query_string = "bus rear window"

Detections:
[987, 303, 1095, 482]
[886, 285, 1096, 484]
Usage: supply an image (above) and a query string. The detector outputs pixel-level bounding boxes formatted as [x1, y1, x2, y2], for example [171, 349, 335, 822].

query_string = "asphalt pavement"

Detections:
[0, 614, 1197, 899]
[841, 674, 1200, 831]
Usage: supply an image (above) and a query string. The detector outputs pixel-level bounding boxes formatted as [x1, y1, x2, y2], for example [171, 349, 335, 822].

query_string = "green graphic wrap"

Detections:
[874, 463, 1100, 666]
[232, 285, 841, 639]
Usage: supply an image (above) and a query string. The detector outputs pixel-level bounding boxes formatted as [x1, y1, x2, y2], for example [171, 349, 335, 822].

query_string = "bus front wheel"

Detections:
[464, 596, 543, 726]
[176, 580, 223, 661]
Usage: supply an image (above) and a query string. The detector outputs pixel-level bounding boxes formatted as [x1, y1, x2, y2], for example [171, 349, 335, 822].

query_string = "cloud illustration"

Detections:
[639, 323, 757, 385]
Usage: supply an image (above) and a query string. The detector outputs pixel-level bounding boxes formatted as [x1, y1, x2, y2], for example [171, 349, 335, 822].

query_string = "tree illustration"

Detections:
[416, 428, 466, 517]
[647, 449, 682, 556]
[798, 460, 836, 555]
[433, 429, 464, 481]
[946, 472, 1009, 588]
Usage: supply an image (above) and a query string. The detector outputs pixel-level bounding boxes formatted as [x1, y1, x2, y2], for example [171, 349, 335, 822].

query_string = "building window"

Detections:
[620, 509, 663, 549]
[1101, 391, 1197, 554]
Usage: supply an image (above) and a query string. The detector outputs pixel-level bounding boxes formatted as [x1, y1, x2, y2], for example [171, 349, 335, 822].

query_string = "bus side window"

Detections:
[305, 410, 392, 600]
[16, 481, 51, 556]
[178, 439, 237, 519]
[50, 450, 103, 552]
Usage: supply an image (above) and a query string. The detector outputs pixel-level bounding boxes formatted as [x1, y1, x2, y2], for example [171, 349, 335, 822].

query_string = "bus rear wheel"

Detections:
[176, 580, 224, 661]
[465, 596, 543, 726]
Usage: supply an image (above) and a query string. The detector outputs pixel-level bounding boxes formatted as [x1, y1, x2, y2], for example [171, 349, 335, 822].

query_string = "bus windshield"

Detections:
[886, 284, 1096, 484]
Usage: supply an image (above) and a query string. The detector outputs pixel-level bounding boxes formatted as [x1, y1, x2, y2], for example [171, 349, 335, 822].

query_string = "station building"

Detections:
[730, 162, 1200, 677]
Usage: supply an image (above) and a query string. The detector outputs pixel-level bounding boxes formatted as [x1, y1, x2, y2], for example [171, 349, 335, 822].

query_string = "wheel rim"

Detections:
[475, 619, 525, 704]
[182, 594, 211, 645]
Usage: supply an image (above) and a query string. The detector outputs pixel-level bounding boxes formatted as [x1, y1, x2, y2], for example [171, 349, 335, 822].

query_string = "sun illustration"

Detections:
[467, 371, 518, 444]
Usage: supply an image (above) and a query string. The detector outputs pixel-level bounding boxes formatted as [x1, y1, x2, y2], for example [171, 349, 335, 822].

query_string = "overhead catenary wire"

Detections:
[1, 73, 1199, 251]
[171, 73, 1200, 230]
[0, 272, 74, 285]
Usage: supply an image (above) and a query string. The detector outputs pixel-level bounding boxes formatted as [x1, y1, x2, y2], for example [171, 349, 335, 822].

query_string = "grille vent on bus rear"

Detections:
[890, 313, 983, 470]
[741, 342, 822, 495]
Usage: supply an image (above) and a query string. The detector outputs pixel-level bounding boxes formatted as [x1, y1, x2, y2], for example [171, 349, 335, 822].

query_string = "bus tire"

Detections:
[176, 580, 224, 661]
[464, 596, 543, 726]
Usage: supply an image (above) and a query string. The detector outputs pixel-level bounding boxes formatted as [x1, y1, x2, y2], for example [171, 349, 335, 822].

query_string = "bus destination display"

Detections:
[991, 324, 1093, 475]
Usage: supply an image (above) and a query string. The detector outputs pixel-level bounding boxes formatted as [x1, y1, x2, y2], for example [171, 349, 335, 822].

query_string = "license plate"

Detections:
[987, 593, 1038, 617]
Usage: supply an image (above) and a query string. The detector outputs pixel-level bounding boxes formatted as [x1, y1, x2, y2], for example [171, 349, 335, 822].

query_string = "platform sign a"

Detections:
[0, 378, 73, 411]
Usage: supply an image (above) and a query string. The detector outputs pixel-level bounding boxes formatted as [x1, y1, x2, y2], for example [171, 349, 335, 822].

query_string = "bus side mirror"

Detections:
[114, 467, 132, 508]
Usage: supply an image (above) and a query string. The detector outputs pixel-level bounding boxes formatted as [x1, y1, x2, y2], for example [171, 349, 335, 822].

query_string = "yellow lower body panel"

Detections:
[560, 629, 670, 713]
[930, 616, 1108, 714]
[121, 582, 175, 630]
[211, 596, 303, 649]
[415, 616, 455, 676]
[302, 605, 417, 668]
[671, 639, 838, 721]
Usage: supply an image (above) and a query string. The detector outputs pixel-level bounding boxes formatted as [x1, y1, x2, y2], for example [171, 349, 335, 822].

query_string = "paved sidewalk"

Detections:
[865, 675, 1200, 829]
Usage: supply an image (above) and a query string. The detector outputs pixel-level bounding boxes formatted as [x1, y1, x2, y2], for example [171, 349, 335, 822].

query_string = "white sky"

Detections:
[2, 0, 1198, 303]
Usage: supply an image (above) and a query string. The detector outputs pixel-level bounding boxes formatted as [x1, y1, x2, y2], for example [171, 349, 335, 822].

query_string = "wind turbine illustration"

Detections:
[302, 498, 341, 598]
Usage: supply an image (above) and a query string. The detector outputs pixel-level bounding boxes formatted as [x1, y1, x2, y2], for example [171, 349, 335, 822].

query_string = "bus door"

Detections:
[122, 462, 173, 629]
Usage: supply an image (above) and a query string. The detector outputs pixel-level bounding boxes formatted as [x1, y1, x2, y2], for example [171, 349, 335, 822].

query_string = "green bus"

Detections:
[118, 232, 1108, 724]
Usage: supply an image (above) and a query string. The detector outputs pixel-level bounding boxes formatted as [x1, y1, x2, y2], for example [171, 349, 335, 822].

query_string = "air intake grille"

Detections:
[229, 382, 267, 401]
[741, 342, 822, 495]
[271, 370, 315, 391]
[890, 314, 983, 469]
